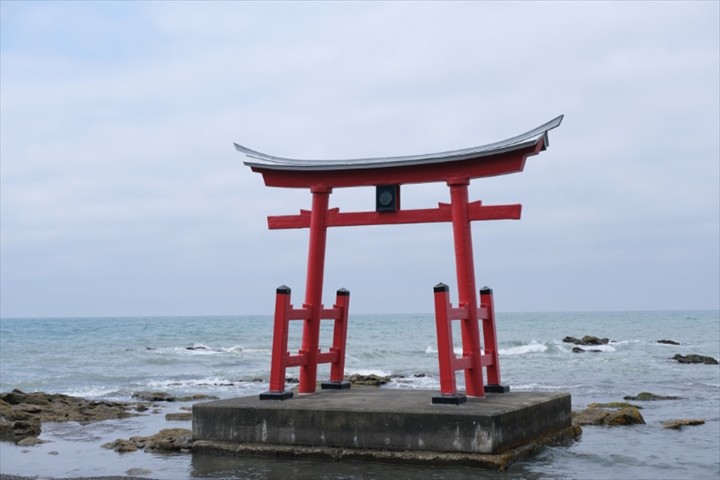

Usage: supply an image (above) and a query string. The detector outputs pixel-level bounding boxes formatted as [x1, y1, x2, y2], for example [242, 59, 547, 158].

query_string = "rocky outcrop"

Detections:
[572, 405, 645, 426]
[345, 374, 391, 386]
[572, 347, 603, 353]
[131, 391, 176, 402]
[623, 392, 681, 401]
[657, 339, 680, 345]
[587, 402, 642, 410]
[131, 391, 218, 402]
[672, 354, 718, 365]
[563, 336, 609, 346]
[662, 418, 705, 430]
[102, 428, 192, 453]
[0, 389, 141, 445]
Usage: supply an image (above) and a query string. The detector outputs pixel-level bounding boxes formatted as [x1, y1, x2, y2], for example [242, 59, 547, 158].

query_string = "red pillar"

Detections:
[448, 178, 485, 398]
[432, 283, 467, 403]
[259, 285, 294, 400]
[322, 288, 351, 389]
[298, 185, 331, 394]
[481, 287, 509, 393]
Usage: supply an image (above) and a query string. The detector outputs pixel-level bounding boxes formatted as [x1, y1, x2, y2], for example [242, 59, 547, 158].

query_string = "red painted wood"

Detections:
[298, 187, 331, 394]
[448, 178, 485, 398]
[251, 141, 543, 189]
[268, 288, 292, 393]
[268, 203, 521, 230]
[433, 286, 458, 396]
[328, 290, 350, 383]
[480, 288, 502, 386]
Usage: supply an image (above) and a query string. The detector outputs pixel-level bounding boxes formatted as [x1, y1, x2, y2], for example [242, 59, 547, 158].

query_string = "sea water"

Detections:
[1, 311, 718, 479]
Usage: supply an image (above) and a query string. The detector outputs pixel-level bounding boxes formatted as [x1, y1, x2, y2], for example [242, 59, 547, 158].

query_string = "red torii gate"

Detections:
[236, 115, 563, 404]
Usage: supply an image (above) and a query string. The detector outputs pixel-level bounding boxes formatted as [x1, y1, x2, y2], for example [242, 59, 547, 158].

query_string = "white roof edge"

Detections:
[235, 115, 563, 171]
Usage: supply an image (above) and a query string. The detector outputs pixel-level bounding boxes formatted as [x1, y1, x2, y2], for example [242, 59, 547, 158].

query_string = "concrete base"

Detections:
[193, 388, 574, 463]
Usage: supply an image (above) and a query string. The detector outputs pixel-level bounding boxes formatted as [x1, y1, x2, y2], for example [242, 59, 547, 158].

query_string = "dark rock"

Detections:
[0, 419, 42, 443]
[185, 346, 208, 351]
[17, 436, 45, 446]
[657, 339, 681, 345]
[104, 428, 193, 453]
[572, 405, 645, 426]
[672, 354, 718, 365]
[131, 391, 175, 402]
[588, 402, 642, 410]
[563, 335, 610, 346]
[662, 418, 705, 430]
[346, 374, 391, 386]
[572, 347, 603, 353]
[0, 389, 139, 443]
[563, 336, 581, 344]
[175, 393, 219, 402]
[623, 392, 681, 401]
[0, 388, 141, 445]
[101, 438, 138, 453]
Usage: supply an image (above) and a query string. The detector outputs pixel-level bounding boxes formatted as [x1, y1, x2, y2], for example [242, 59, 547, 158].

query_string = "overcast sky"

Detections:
[1, 1, 718, 317]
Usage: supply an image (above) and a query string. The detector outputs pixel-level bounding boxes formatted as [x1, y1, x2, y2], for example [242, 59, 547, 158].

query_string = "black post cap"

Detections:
[434, 283, 449, 293]
[276, 285, 291, 294]
[480, 286, 493, 295]
[336, 288, 350, 296]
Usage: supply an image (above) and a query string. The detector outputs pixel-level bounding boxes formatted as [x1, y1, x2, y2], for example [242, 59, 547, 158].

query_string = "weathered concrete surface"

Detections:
[193, 425, 581, 471]
[192, 388, 573, 459]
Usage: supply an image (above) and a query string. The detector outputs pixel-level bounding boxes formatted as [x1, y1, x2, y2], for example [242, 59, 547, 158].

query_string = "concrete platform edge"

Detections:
[191, 425, 582, 471]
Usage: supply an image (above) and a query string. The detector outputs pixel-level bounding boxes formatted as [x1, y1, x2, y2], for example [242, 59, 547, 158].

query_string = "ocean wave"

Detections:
[345, 368, 393, 378]
[60, 386, 121, 399]
[512, 383, 585, 391]
[499, 341, 547, 355]
[424, 346, 475, 355]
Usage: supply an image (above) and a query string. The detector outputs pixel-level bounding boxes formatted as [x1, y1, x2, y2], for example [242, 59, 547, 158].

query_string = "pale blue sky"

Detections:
[1, 1, 718, 317]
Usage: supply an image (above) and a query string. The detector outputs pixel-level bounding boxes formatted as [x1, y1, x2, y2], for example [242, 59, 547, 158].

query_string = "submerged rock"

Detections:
[0, 419, 42, 443]
[662, 418, 705, 430]
[572, 347, 603, 353]
[657, 339, 681, 345]
[346, 374, 391, 386]
[587, 402, 642, 410]
[572, 405, 645, 426]
[563, 336, 610, 346]
[131, 391, 176, 402]
[672, 354, 718, 365]
[623, 392, 681, 401]
[104, 428, 193, 453]
[0, 389, 140, 444]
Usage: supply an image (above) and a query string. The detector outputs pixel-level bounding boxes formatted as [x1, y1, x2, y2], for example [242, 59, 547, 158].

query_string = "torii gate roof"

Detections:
[236, 115, 563, 188]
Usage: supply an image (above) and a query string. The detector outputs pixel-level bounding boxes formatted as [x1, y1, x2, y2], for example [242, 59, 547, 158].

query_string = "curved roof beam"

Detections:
[235, 115, 563, 172]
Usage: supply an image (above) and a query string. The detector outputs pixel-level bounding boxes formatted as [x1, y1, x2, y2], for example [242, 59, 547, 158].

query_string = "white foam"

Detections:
[345, 368, 393, 377]
[499, 341, 547, 356]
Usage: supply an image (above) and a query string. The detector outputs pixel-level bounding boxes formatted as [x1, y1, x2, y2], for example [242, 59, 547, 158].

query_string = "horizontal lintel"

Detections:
[268, 202, 522, 230]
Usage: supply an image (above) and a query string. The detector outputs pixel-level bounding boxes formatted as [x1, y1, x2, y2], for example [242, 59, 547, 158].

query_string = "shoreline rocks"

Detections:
[102, 428, 192, 453]
[662, 419, 705, 430]
[623, 392, 681, 401]
[0, 389, 141, 445]
[657, 339, 680, 345]
[672, 354, 718, 365]
[563, 336, 610, 346]
[572, 404, 645, 426]
[346, 374, 391, 386]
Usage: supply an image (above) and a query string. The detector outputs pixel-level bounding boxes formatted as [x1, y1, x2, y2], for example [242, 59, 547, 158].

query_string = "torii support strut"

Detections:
[237, 115, 564, 402]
